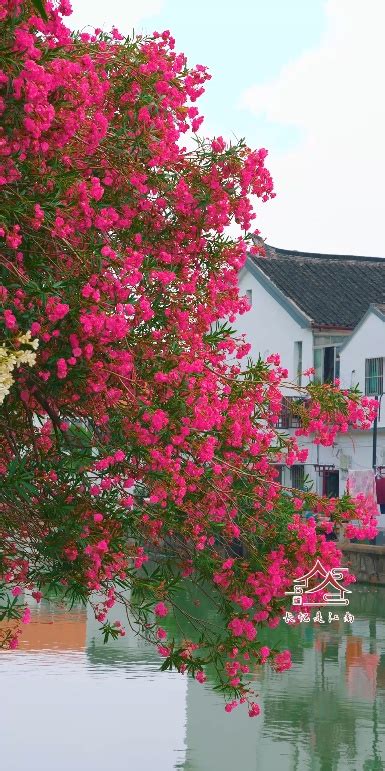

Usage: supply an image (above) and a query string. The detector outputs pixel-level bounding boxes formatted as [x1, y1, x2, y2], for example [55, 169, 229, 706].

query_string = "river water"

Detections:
[1, 586, 385, 771]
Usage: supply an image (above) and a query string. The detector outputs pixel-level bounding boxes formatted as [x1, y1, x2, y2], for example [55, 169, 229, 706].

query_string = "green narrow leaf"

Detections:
[31, 0, 48, 21]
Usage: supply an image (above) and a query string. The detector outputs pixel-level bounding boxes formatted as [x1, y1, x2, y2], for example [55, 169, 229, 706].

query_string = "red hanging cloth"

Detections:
[376, 476, 385, 504]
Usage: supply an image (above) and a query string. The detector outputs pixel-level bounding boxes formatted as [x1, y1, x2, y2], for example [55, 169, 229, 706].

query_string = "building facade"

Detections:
[236, 243, 385, 512]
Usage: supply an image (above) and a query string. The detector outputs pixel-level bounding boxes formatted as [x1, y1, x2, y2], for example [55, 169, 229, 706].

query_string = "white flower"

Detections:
[0, 331, 39, 405]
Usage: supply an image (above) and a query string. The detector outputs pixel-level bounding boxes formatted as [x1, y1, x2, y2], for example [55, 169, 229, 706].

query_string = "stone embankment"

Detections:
[341, 542, 385, 585]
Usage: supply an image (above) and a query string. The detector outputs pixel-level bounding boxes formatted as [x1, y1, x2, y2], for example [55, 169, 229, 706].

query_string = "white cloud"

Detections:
[68, 0, 164, 36]
[240, 0, 385, 256]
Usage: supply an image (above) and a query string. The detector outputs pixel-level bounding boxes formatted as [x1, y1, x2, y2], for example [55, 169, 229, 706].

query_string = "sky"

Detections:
[69, 0, 385, 257]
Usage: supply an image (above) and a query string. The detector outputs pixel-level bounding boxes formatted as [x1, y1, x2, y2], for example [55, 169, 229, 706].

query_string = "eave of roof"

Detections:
[340, 303, 385, 351]
[242, 256, 312, 329]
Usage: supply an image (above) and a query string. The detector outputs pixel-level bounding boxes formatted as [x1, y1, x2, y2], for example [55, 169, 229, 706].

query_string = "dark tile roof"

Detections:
[249, 243, 385, 329]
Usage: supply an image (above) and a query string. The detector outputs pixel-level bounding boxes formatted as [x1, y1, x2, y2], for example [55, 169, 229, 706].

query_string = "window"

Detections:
[294, 341, 303, 386]
[291, 465, 305, 490]
[365, 357, 384, 396]
[314, 345, 341, 384]
[335, 348, 341, 380]
[245, 289, 252, 307]
[323, 470, 339, 498]
[277, 396, 305, 429]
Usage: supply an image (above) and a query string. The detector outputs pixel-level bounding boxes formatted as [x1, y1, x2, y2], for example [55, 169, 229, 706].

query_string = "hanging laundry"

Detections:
[347, 469, 376, 499]
[375, 475, 385, 505]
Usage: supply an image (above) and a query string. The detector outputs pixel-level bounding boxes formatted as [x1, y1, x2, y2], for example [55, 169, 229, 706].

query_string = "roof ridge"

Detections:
[264, 245, 385, 263]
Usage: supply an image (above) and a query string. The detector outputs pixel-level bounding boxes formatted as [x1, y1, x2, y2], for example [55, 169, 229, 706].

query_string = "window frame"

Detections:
[313, 344, 342, 384]
[291, 464, 305, 490]
[294, 341, 303, 386]
[277, 396, 306, 429]
[365, 357, 384, 396]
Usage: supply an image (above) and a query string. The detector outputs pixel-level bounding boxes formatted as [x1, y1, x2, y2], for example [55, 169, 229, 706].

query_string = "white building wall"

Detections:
[235, 273, 385, 503]
[340, 311, 385, 429]
[236, 268, 318, 491]
[337, 311, 385, 502]
[237, 269, 313, 381]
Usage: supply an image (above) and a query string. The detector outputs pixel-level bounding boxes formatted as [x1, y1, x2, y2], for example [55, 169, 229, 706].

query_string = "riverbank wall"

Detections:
[340, 542, 385, 585]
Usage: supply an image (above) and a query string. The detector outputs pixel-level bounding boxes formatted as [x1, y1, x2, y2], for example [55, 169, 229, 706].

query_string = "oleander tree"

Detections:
[0, 0, 378, 715]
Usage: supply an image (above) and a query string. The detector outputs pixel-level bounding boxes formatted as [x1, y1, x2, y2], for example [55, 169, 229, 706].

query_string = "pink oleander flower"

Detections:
[21, 607, 31, 624]
[248, 702, 261, 718]
[154, 602, 168, 617]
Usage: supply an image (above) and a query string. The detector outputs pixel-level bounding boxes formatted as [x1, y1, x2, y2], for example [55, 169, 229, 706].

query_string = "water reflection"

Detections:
[1, 588, 385, 770]
[0, 603, 187, 771]
[183, 587, 385, 771]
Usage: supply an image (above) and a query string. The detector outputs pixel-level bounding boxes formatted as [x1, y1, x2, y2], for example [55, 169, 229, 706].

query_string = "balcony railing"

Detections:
[277, 396, 305, 429]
